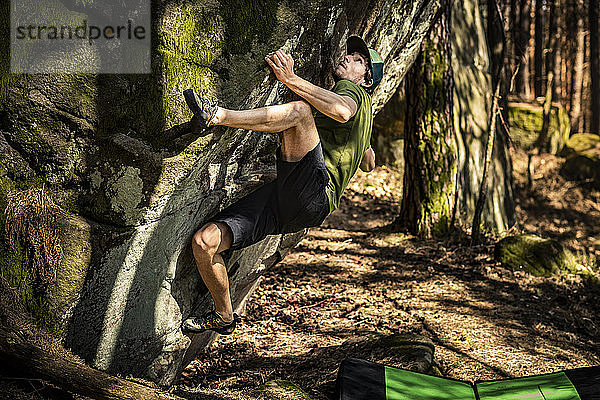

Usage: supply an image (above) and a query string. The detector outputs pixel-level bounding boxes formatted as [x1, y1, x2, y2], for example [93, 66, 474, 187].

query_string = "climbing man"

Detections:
[181, 36, 383, 335]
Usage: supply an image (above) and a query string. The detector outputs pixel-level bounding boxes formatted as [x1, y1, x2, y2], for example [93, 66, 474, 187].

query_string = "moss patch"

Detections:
[560, 133, 600, 158]
[220, 0, 279, 55]
[559, 133, 600, 188]
[494, 234, 586, 277]
[508, 102, 570, 154]
[415, 37, 457, 237]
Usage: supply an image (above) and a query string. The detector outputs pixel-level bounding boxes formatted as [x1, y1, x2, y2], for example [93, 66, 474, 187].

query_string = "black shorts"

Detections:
[210, 142, 330, 251]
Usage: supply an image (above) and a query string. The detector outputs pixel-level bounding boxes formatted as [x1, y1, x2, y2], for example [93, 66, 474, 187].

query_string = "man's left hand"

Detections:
[265, 49, 296, 85]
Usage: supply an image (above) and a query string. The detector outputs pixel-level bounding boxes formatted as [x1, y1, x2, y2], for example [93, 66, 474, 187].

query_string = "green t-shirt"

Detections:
[314, 79, 373, 213]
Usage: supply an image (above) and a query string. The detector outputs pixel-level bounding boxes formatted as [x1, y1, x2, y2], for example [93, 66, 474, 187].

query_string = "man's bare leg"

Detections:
[212, 100, 320, 161]
[190, 100, 319, 325]
[191, 222, 234, 322]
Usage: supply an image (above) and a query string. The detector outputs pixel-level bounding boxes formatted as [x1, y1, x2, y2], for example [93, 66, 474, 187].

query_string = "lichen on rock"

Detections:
[494, 234, 586, 277]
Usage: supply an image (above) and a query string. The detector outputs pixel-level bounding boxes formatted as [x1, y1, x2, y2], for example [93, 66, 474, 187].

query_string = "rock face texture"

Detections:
[0, 0, 442, 386]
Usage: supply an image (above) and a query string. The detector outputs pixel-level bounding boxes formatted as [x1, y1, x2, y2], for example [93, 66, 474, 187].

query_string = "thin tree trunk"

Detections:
[571, 0, 586, 133]
[582, 37, 591, 132]
[552, 0, 562, 101]
[516, 0, 532, 98]
[534, 0, 544, 98]
[546, 0, 560, 102]
[540, 71, 555, 149]
[472, 81, 501, 243]
[589, 0, 600, 133]
[510, 0, 519, 89]
[528, 71, 554, 189]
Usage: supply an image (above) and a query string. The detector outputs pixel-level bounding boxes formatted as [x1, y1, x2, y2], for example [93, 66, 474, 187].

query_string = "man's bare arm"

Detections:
[265, 50, 357, 123]
[360, 146, 376, 172]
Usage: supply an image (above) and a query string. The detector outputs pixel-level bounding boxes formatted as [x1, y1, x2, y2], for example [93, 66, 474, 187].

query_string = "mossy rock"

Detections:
[508, 102, 570, 154]
[560, 134, 600, 188]
[375, 334, 436, 374]
[258, 380, 313, 400]
[494, 234, 579, 277]
[560, 133, 600, 157]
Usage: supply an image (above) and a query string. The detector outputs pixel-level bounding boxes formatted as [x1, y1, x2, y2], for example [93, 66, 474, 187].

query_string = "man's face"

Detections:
[334, 51, 369, 87]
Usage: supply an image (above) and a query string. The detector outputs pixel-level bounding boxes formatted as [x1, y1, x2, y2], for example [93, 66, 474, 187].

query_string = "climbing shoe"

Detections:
[182, 311, 241, 335]
[183, 89, 218, 128]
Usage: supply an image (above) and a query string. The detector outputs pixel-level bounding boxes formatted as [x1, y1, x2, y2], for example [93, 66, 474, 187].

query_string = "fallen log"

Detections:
[0, 276, 183, 400]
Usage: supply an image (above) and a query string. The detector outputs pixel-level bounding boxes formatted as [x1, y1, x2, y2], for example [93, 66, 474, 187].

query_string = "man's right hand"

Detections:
[265, 50, 296, 86]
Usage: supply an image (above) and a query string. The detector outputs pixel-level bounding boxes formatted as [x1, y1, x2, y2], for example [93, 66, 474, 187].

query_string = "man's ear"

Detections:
[360, 79, 373, 89]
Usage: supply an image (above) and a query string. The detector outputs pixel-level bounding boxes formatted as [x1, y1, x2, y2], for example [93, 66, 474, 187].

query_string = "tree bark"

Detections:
[472, 81, 501, 243]
[590, 0, 600, 134]
[534, 0, 544, 98]
[0, 337, 183, 400]
[395, 1, 456, 238]
[516, 0, 532, 98]
[546, 0, 561, 102]
[570, 0, 585, 133]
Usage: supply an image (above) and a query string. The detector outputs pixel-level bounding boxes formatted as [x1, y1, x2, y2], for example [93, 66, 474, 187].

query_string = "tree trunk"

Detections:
[534, 0, 544, 97]
[516, 0, 532, 98]
[570, 0, 586, 133]
[510, 0, 519, 90]
[590, 0, 600, 134]
[552, 0, 562, 101]
[546, 0, 560, 102]
[0, 336, 183, 400]
[395, 1, 456, 238]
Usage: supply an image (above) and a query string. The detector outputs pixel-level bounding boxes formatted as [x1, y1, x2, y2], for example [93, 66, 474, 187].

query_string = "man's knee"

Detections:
[192, 222, 231, 255]
[291, 100, 312, 123]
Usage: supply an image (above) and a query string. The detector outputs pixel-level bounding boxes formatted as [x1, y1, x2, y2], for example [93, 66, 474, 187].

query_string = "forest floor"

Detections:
[175, 148, 600, 399]
[3, 149, 598, 400]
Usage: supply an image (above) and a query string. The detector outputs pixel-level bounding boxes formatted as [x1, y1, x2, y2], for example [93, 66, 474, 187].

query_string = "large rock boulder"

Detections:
[560, 133, 600, 189]
[494, 234, 580, 277]
[508, 101, 570, 154]
[0, 0, 442, 386]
